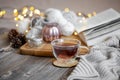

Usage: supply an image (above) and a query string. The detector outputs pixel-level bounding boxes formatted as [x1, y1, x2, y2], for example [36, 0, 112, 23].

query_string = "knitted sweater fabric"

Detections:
[67, 36, 120, 80]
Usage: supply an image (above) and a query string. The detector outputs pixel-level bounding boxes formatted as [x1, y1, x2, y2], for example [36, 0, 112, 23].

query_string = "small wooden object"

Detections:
[53, 59, 78, 68]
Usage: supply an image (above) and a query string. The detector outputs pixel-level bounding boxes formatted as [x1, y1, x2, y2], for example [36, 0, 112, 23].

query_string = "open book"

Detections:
[76, 8, 120, 46]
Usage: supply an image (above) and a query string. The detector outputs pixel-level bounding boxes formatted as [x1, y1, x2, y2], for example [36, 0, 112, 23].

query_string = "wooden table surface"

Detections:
[0, 49, 74, 80]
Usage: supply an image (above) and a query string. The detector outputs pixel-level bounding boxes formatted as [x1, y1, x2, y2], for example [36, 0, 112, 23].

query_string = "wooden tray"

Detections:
[20, 35, 88, 57]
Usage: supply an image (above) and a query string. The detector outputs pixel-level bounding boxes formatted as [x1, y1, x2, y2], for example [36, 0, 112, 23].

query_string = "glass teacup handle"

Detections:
[76, 46, 89, 58]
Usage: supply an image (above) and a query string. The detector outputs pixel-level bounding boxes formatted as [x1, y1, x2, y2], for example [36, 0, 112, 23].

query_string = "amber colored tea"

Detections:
[51, 38, 89, 67]
[53, 43, 79, 59]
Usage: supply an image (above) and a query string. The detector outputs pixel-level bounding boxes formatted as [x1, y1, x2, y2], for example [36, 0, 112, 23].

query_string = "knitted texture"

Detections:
[67, 35, 120, 80]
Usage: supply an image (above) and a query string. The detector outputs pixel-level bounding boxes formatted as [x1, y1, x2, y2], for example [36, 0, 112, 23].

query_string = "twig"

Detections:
[0, 43, 14, 52]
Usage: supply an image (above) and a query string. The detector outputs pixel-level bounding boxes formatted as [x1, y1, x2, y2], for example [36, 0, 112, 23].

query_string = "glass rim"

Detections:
[51, 38, 81, 47]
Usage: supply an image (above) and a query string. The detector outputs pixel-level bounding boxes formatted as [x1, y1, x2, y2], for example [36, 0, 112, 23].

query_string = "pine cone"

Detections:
[11, 37, 23, 48]
[8, 29, 18, 42]
[8, 29, 26, 48]
[17, 34, 26, 44]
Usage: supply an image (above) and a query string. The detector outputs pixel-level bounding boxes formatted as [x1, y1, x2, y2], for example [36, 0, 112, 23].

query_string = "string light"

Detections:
[73, 31, 78, 35]
[0, 9, 6, 18]
[18, 15, 24, 20]
[34, 9, 40, 15]
[16, 24, 19, 27]
[25, 30, 29, 34]
[29, 11, 33, 17]
[30, 6, 35, 11]
[13, 9, 18, 16]
[2, 10, 6, 14]
[22, 7, 28, 15]
[14, 17, 19, 21]
[13, 6, 41, 21]
[64, 8, 70, 12]
[87, 13, 92, 18]
[77, 12, 82, 16]
[87, 12, 97, 18]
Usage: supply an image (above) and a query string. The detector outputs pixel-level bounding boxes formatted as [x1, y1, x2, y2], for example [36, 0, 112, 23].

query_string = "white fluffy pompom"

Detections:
[60, 22, 75, 36]
[45, 8, 63, 23]
[62, 11, 78, 24]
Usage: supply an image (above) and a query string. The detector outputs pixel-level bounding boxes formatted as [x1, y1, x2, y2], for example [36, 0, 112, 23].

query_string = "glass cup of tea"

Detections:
[51, 38, 89, 67]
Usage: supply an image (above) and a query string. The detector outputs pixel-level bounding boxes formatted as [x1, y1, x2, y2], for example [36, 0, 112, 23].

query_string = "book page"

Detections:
[76, 8, 120, 33]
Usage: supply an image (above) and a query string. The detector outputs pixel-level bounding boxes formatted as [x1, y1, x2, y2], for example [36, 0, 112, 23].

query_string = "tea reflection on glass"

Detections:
[51, 38, 89, 67]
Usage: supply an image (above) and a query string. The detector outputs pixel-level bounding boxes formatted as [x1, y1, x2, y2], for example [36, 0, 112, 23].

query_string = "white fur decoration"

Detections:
[60, 22, 75, 36]
[17, 18, 30, 34]
[62, 11, 78, 25]
[45, 8, 64, 23]
[45, 8, 75, 36]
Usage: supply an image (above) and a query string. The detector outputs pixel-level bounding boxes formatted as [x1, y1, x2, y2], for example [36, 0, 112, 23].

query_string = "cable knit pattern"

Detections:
[67, 35, 120, 80]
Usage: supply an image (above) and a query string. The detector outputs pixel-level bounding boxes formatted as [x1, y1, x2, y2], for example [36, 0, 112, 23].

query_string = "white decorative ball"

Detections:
[60, 22, 75, 36]
[45, 8, 63, 23]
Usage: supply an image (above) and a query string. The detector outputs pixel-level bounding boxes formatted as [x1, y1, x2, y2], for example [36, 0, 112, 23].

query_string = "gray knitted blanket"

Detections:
[68, 35, 120, 80]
